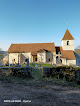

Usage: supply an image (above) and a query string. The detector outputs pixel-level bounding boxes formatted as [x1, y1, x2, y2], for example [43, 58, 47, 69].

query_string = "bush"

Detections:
[42, 66, 76, 82]
[11, 68, 33, 78]
[75, 69, 80, 84]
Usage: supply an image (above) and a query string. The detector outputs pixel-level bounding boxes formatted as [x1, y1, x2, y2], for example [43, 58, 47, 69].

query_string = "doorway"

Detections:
[33, 55, 37, 62]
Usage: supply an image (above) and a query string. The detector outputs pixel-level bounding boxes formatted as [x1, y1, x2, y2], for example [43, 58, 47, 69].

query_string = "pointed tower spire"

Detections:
[62, 29, 74, 40]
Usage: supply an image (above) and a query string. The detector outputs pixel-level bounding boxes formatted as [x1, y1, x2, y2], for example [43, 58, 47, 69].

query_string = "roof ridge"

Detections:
[11, 42, 54, 45]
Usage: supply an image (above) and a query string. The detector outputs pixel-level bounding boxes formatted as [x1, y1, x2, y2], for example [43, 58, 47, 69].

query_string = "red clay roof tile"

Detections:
[7, 43, 56, 54]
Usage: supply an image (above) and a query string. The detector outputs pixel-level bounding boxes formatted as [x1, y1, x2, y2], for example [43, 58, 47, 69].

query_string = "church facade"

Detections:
[7, 29, 80, 66]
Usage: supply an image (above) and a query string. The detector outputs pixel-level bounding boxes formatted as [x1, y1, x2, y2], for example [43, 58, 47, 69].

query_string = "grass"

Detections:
[0, 65, 9, 67]
[1, 73, 80, 88]
[21, 64, 26, 67]
[21, 63, 52, 68]
[32, 69, 43, 80]
[0, 74, 34, 83]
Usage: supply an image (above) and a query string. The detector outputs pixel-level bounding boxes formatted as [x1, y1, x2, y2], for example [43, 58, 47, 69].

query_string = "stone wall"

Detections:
[37, 52, 46, 63]
[62, 40, 74, 51]
[21, 52, 32, 64]
[9, 53, 19, 64]
[46, 52, 53, 62]
[53, 52, 56, 64]
[9, 52, 32, 64]
[67, 60, 76, 65]
[61, 58, 66, 65]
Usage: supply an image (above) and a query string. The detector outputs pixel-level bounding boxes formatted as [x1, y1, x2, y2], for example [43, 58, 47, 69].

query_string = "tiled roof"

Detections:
[7, 43, 56, 54]
[31, 52, 37, 56]
[62, 29, 74, 40]
[37, 48, 49, 52]
[55, 46, 76, 60]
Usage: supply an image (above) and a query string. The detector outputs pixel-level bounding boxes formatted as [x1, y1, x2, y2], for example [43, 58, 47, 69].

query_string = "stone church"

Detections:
[7, 29, 80, 66]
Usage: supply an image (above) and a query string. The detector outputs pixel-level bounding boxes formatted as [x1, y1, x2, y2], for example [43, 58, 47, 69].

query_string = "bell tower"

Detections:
[61, 29, 74, 51]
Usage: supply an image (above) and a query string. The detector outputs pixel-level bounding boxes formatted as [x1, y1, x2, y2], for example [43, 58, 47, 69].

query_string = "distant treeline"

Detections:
[0, 51, 7, 60]
[75, 49, 80, 56]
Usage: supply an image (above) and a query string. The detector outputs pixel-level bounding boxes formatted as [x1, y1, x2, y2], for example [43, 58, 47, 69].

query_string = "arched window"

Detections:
[67, 41, 69, 45]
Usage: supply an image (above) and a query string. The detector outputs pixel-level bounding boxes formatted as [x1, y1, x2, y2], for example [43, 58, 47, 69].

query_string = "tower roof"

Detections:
[62, 29, 74, 40]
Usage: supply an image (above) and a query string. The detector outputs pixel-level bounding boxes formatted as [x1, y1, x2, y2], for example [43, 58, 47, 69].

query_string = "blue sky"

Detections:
[0, 0, 80, 50]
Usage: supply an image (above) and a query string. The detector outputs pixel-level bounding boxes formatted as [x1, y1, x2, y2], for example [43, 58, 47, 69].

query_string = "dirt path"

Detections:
[0, 80, 80, 106]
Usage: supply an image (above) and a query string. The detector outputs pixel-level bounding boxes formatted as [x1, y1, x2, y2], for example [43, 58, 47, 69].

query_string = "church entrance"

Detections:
[33, 55, 37, 62]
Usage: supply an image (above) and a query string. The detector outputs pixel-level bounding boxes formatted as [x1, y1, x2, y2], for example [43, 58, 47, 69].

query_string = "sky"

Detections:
[0, 0, 80, 51]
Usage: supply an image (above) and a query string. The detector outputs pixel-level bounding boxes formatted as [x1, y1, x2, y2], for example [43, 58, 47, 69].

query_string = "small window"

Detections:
[35, 58, 37, 61]
[25, 59, 27, 62]
[67, 41, 69, 45]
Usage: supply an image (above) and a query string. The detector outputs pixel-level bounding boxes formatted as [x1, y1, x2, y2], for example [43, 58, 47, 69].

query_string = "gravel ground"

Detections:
[0, 79, 80, 106]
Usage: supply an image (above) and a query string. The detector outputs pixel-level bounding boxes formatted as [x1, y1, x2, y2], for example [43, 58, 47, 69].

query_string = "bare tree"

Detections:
[0, 48, 4, 60]
[76, 45, 80, 49]
[0, 49, 7, 65]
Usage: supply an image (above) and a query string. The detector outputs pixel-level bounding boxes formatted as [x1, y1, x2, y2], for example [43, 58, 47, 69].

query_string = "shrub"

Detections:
[75, 69, 80, 84]
[42, 66, 76, 82]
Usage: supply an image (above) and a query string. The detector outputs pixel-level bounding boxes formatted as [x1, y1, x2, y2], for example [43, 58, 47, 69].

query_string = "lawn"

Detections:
[21, 63, 52, 68]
